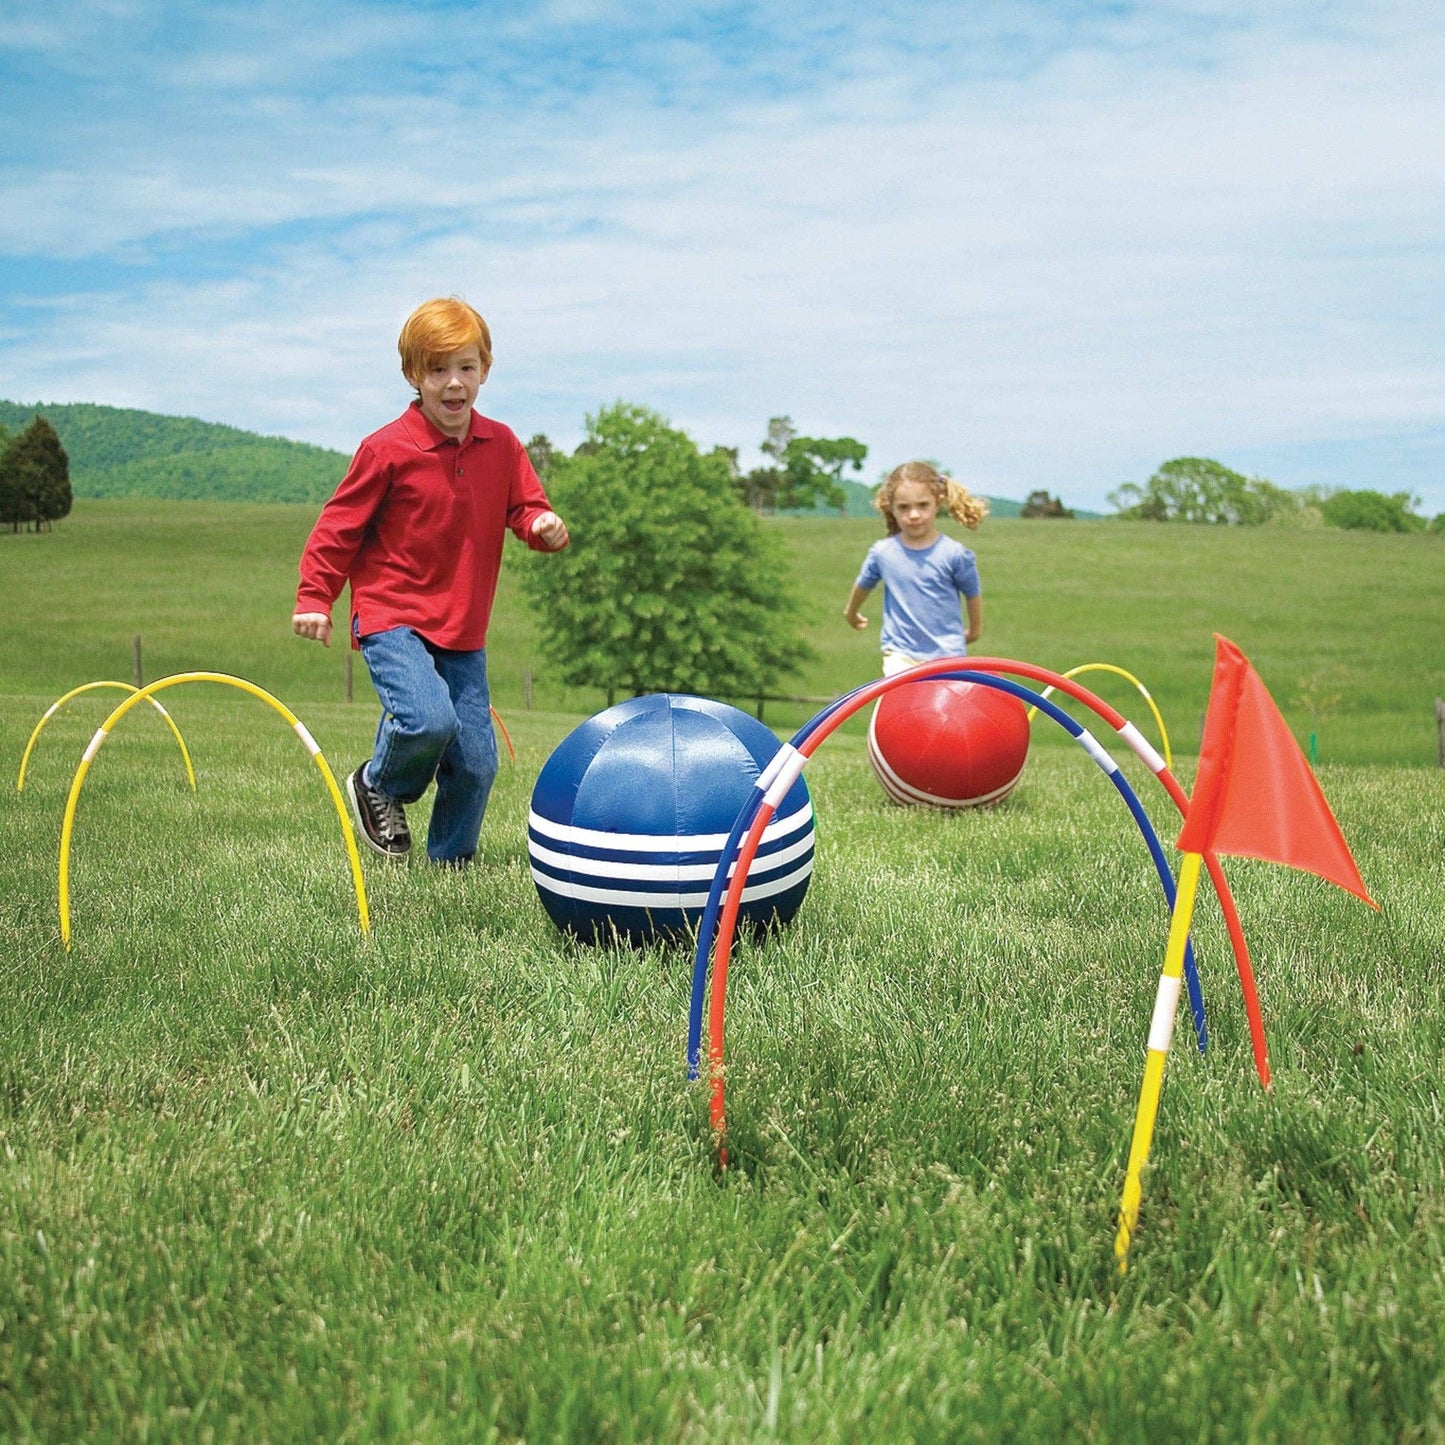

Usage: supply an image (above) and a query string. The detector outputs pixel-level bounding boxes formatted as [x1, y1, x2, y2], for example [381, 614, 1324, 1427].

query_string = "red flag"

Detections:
[1177, 636, 1376, 907]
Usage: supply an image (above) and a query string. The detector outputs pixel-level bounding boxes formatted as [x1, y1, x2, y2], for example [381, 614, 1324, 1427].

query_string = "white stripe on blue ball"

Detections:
[529, 694, 815, 944]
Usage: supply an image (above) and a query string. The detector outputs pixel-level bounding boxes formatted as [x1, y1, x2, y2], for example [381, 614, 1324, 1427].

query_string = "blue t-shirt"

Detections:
[855, 533, 980, 659]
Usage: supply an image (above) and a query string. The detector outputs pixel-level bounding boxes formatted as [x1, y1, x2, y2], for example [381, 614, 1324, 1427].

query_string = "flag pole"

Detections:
[1115, 851, 1204, 1271]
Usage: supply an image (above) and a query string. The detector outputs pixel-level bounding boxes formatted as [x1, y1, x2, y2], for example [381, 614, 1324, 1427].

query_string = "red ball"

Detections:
[867, 677, 1031, 807]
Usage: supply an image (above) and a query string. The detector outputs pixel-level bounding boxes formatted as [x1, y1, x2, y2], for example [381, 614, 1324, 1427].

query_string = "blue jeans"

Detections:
[357, 626, 498, 864]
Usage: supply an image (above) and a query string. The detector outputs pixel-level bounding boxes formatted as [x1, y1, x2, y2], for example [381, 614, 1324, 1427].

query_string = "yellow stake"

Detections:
[57, 672, 369, 948]
[1114, 851, 1203, 1271]
[18, 680, 197, 793]
[1027, 662, 1173, 769]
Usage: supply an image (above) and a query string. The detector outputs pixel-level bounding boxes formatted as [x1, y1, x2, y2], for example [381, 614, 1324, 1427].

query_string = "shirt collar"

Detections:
[402, 400, 498, 451]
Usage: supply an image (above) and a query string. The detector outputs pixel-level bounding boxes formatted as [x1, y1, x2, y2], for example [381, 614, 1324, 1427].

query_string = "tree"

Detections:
[1021, 489, 1074, 519]
[519, 402, 815, 701]
[717, 443, 782, 515]
[0, 425, 11, 531]
[778, 433, 868, 513]
[738, 417, 868, 514]
[525, 433, 558, 480]
[738, 464, 781, 514]
[760, 416, 794, 467]
[1319, 489, 1426, 534]
[733, 416, 794, 515]
[1109, 457, 1304, 525]
[31, 417, 72, 528]
[0, 429, 36, 532]
[0, 416, 71, 531]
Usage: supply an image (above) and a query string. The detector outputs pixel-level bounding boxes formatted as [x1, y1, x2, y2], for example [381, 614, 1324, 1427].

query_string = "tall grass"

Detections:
[1, 502, 1443, 1438]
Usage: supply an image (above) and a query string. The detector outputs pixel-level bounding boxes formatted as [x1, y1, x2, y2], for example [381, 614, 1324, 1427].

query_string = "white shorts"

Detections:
[881, 650, 924, 677]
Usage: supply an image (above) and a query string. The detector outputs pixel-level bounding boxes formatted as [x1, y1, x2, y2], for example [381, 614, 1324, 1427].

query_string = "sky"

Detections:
[2, 0, 1443, 514]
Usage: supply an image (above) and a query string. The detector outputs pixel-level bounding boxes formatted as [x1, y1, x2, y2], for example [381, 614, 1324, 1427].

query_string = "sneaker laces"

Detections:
[372, 789, 408, 843]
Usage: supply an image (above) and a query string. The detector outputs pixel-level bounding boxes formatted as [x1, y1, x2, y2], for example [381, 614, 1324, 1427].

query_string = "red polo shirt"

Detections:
[296, 402, 557, 651]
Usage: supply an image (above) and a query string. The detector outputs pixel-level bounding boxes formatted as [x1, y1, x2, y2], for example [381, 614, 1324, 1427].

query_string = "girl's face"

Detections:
[890, 478, 940, 544]
[418, 344, 488, 437]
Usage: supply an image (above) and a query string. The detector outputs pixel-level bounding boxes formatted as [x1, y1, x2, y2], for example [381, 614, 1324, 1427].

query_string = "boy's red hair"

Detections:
[398, 297, 493, 387]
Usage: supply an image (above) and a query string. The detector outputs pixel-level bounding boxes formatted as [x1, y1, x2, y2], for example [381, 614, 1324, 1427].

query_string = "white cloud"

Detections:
[2, 1, 1443, 511]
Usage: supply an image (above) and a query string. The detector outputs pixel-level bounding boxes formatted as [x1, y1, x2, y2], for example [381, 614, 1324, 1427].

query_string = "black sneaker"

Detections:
[346, 766, 411, 859]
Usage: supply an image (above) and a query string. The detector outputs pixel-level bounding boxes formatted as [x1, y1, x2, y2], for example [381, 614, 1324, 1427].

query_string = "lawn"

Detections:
[1, 500, 1440, 763]
[1, 502, 1442, 1439]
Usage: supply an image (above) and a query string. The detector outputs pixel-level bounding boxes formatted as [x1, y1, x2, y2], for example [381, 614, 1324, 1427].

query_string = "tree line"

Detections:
[532, 414, 872, 517]
[0, 416, 71, 532]
[1109, 456, 1444, 534]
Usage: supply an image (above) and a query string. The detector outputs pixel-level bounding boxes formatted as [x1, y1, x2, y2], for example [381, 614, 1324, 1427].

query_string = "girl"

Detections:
[843, 461, 987, 676]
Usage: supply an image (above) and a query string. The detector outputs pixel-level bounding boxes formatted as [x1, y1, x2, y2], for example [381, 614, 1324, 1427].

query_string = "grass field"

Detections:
[1, 502, 1443, 1439]
[1, 499, 1441, 763]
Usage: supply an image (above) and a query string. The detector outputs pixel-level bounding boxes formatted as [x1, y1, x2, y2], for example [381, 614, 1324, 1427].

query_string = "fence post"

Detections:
[345, 652, 353, 704]
[524, 669, 533, 711]
[132, 634, 143, 689]
[755, 696, 765, 722]
[1436, 697, 1444, 768]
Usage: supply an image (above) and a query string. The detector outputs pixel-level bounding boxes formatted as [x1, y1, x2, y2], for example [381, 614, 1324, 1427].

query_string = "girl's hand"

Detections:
[844, 609, 868, 630]
[532, 511, 570, 550]
[292, 612, 333, 646]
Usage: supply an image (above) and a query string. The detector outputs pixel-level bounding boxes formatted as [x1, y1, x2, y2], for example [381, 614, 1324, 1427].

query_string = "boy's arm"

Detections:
[530, 511, 569, 550]
[292, 442, 388, 637]
[843, 583, 872, 631]
[505, 438, 569, 551]
[292, 612, 333, 646]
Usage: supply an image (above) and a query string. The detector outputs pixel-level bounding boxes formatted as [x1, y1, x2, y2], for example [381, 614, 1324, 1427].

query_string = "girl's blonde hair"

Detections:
[874, 460, 988, 535]
[397, 297, 493, 388]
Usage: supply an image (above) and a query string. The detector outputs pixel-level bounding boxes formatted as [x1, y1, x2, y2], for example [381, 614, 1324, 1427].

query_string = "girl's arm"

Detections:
[843, 583, 872, 631]
[964, 594, 982, 645]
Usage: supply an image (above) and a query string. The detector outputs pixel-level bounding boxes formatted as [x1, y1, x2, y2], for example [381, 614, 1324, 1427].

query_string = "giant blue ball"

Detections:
[528, 694, 815, 945]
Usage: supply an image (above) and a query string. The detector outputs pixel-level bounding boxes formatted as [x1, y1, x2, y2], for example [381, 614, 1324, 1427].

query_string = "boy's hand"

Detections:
[532, 511, 569, 550]
[844, 610, 868, 630]
[292, 612, 333, 646]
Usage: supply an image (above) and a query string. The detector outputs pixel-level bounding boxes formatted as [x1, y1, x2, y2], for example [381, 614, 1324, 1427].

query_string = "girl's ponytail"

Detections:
[943, 476, 987, 530]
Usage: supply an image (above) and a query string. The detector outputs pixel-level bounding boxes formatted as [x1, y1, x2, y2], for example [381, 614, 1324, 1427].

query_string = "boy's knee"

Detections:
[457, 730, 499, 788]
[400, 696, 460, 753]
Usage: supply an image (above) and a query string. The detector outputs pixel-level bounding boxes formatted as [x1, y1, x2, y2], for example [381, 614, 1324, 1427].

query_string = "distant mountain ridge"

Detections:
[0, 400, 348, 504]
[783, 478, 1023, 519]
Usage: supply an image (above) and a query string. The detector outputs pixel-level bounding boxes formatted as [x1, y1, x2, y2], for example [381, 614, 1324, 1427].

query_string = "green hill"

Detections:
[781, 476, 1106, 520]
[780, 477, 1024, 519]
[0, 400, 1104, 514]
[0, 400, 348, 504]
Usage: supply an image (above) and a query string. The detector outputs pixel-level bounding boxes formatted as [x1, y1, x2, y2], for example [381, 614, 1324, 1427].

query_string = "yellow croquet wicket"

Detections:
[1115, 851, 1204, 1271]
[57, 672, 369, 949]
[1027, 662, 1174, 770]
[18, 680, 197, 793]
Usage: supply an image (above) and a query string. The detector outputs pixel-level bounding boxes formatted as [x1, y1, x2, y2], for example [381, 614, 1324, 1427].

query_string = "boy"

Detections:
[292, 296, 569, 865]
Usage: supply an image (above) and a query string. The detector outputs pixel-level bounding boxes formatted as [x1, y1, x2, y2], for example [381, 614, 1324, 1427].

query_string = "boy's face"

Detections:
[417, 344, 488, 437]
